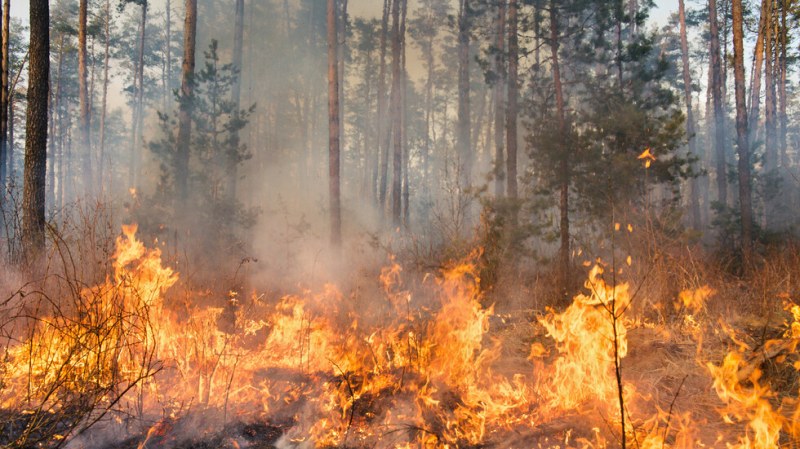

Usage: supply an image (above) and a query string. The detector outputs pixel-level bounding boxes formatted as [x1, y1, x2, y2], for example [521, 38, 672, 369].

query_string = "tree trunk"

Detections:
[78, 0, 92, 197]
[732, 0, 753, 263]
[133, 2, 147, 188]
[327, 0, 342, 246]
[0, 0, 6, 191]
[390, 0, 402, 226]
[747, 0, 768, 144]
[176, 0, 197, 202]
[679, 0, 700, 229]
[228, 0, 244, 202]
[337, 0, 347, 172]
[377, 0, 390, 209]
[421, 6, 434, 209]
[506, 0, 518, 199]
[778, 0, 787, 168]
[457, 0, 471, 190]
[550, 1, 570, 298]
[763, 0, 776, 174]
[22, 0, 49, 259]
[709, 0, 727, 207]
[400, 0, 409, 227]
[493, 0, 505, 198]
[98, 0, 111, 193]
[165, 0, 172, 109]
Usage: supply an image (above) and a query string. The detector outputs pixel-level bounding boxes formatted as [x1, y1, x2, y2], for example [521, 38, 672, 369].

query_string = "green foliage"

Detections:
[146, 41, 256, 257]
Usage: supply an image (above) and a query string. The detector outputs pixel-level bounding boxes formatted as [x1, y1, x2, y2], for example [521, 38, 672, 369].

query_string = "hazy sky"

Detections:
[8, 1, 676, 26]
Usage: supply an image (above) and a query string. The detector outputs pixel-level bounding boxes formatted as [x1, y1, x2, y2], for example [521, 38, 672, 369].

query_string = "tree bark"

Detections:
[778, 0, 787, 168]
[679, 0, 700, 229]
[763, 0, 776, 174]
[732, 0, 753, 262]
[457, 0, 471, 190]
[377, 0, 390, 209]
[228, 0, 245, 202]
[176, 0, 197, 202]
[98, 0, 111, 193]
[0, 0, 6, 191]
[400, 0, 409, 227]
[390, 0, 402, 226]
[550, 1, 569, 298]
[327, 0, 342, 246]
[78, 0, 92, 196]
[747, 0, 769, 145]
[506, 0, 518, 199]
[493, 0, 505, 198]
[22, 0, 49, 259]
[709, 0, 728, 207]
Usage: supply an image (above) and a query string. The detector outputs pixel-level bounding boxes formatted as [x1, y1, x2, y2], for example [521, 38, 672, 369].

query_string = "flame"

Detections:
[5, 225, 800, 448]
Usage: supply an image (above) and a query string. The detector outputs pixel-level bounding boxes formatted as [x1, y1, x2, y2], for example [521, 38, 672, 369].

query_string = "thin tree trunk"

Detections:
[778, 0, 787, 168]
[732, 0, 753, 263]
[493, 0, 505, 198]
[22, 0, 49, 259]
[763, 0, 776, 174]
[228, 0, 244, 202]
[747, 0, 769, 143]
[550, 1, 570, 299]
[337, 0, 347, 172]
[377, 0, 390, 209]
[176, 0, 197, 202]
[327, 0, 342, 246]
[506, 0, 518, 199]
[390, 0, 402, 226]
[709, 0, 728, 207]
[0, 0, 7, 190]
[679, 0, 701, 229]
[78, 0, 92, 197]
[98, 0, 110, 193]
[400, 0, 409, 227]
[49, 36, 64, 214]
[164, 0, 172, 109]
[421, 7, 434, 209]
[457, 0, 471, 190]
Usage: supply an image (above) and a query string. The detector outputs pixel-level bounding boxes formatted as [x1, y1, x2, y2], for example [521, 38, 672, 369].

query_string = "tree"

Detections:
[679, 0, 700, 229]
[176, 0, 197, 203]
[327, 0, 342, 246]
[78, 0, 92, 195]
[229, 0, 245, 202]
[708, 0, 727, 208]
[457, 0, 471, 190]
[0, 0, 6, 191]
[506, 0, 517, 199]
[731, 0, 753, 262]
[492, 0, 505, 198]
[22, 0, 50, 258]
[98, 0, 111, 191]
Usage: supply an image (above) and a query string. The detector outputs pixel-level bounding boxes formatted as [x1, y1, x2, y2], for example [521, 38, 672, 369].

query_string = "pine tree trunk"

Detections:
[457, 0, 471, 190]
[78, 0, 92, 197]
[763, 0, 776, 174]
[327, 0, 342, 246]
[377, 0, 390, 209]
[337, 0, 347, 170]
[421, 8, 434, 208]
[493, 0, 505, 198]
[778, 0, 787, 168]
[48, 36, 64, 212]
[679, 0, 701, 229]
[22, 0, 49, 259]
[506, 0, 518, 199]
[390, 0, 402, 227]
[732, 0, 753, 262]
[228, 0, 244, 202]
[709, 0, 728, 207]
[747, 0, 769, 144]
[98, 0, 110, 193]
[164, 0, 172, 109]
[550, 0, 570, 299]
[176, 0, 197, 202]
[400, 0, 409, 227]
[0, 0, 6, 191]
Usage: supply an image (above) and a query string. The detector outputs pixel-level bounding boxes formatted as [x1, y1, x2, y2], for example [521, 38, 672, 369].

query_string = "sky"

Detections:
[7, 1, 677, 26]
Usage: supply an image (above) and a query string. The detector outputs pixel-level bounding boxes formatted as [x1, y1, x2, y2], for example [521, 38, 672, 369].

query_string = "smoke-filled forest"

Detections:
[1, 0, 800, 447]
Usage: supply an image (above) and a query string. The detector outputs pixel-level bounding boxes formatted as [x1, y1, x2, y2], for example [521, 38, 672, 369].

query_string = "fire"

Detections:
[534, 264, 631, 414]
[3, 225, 800, 448]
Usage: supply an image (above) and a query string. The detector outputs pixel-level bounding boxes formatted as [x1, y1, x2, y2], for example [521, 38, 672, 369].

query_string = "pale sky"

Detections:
[8, 1, 676, 26]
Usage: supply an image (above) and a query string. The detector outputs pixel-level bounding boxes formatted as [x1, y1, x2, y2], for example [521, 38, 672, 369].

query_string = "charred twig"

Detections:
[329, 359, 357, 447]
[661, 374, 688, 449]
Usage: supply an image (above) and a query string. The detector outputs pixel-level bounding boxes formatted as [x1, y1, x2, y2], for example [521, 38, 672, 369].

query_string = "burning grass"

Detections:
[1, 225, 799, 449]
